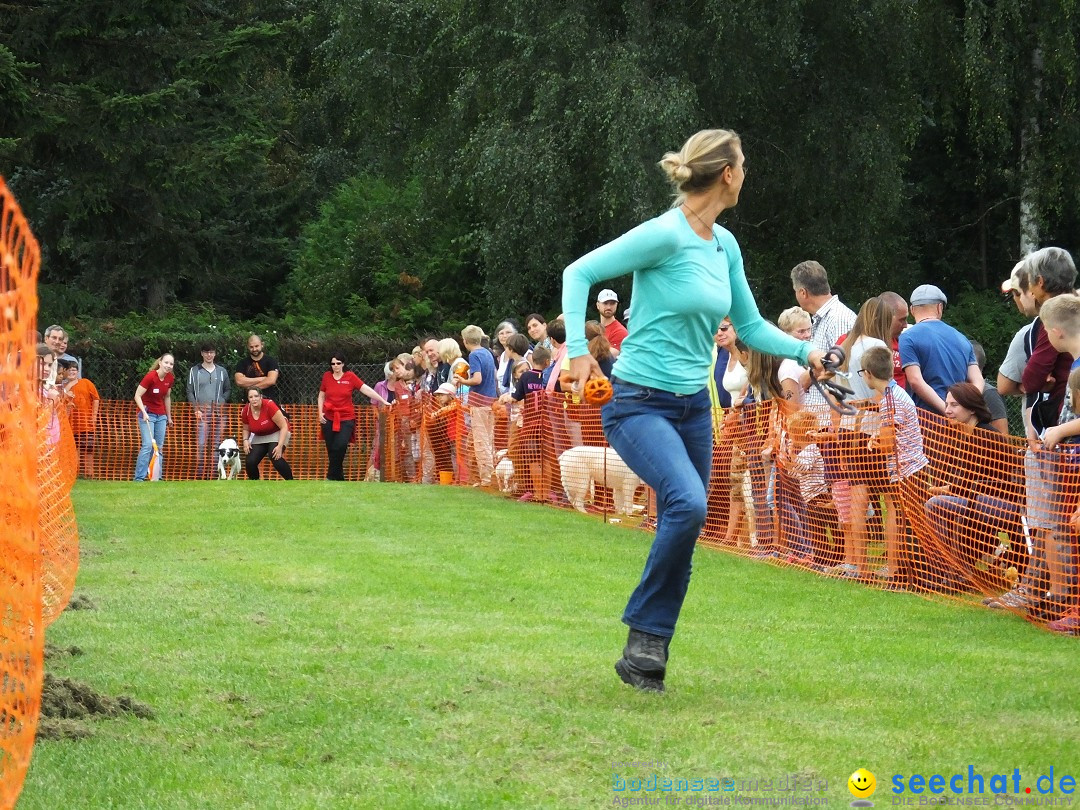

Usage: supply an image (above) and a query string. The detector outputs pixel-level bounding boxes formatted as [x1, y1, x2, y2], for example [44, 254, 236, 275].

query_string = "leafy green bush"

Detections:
[61, 305, 422, 371]
[281, 174, 482, 339]
[942, 285, 1028, 372]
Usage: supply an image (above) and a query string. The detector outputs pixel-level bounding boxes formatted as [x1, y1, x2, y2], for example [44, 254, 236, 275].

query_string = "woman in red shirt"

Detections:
[241, 388, 293, 480]
[317, 353, 390, 480]
[133, 353, 175, 480]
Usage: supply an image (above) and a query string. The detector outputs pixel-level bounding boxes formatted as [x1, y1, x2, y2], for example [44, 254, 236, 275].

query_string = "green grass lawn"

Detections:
[20, 482, 1080, 809]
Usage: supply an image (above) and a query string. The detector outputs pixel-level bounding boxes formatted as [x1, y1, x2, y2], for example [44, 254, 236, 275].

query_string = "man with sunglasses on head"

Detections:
[235, 334, 281, 404]
[997, 262, 1040, 398]
[878, 291, 910, 388]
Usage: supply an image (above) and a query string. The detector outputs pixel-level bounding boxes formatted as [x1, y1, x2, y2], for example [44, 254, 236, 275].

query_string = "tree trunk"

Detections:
[146, 275, 171, 313]
[1019, 45, 1043, 256]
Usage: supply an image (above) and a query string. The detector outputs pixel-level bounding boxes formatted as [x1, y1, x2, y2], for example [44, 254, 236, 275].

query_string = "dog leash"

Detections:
[810, 344, 858, 416]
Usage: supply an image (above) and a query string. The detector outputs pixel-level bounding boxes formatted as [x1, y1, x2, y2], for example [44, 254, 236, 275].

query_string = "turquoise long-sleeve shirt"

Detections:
[562, 207, 813, 395]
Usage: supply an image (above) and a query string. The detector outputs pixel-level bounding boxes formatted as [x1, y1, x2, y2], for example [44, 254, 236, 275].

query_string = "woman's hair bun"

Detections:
[659, 129, 741, 201]
[660, 153, 693, 185]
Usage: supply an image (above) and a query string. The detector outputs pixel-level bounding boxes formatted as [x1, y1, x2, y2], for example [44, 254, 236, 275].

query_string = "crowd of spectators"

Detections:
[721, 249, 1080, 633]
[32, 246, 1080, 633]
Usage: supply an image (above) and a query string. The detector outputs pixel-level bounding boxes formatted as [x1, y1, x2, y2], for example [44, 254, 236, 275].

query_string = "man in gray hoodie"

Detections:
[188, 343, 231, 479]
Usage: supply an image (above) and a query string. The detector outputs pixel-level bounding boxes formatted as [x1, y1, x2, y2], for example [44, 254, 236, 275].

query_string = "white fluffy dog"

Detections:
[495, 448, 515, 493]
[217, 438, 242, 480]
[558, 446, 642, 516]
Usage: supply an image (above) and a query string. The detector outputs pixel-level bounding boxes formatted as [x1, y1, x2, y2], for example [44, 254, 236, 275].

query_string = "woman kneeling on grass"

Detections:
[562, 128, 827, 692]
[241, 388, 293, 480]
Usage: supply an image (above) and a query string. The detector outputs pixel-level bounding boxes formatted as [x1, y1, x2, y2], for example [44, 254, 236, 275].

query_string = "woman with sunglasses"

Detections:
[318, 352, 391, 481]
[717, 325, 754, 548]
[562, 129, 827, 693]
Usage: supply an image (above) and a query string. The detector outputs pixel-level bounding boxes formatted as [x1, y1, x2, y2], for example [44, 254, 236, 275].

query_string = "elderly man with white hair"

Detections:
[897, 284, 982, 414]
[985, 246, 1077, 615]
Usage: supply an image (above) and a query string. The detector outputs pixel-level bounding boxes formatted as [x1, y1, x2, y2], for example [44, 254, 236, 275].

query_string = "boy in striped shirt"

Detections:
[863, 346, 933, 587]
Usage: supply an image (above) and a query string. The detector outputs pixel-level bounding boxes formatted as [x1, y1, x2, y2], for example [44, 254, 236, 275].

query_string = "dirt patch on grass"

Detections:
[63, 592, 97, 611]
[44, 642, 84, 660]
[38, 672, 154, 741]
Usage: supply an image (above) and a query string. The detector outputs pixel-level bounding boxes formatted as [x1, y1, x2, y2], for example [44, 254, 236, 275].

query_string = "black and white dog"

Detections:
[217, 438, 242, 480]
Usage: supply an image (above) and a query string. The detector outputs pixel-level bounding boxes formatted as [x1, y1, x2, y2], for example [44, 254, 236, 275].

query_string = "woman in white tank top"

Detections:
[723, 345, 749, 404]
[718, 329, 754, 546]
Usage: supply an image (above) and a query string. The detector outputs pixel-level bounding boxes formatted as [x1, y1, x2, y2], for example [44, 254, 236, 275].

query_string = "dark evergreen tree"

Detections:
[0, 1, 318, 315]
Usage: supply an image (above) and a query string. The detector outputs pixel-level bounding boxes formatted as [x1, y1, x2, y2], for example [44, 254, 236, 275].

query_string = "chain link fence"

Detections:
[82, 357, 388, 405]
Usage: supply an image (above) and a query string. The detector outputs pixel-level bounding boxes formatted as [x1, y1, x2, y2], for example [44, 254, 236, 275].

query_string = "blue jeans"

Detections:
[194, 403, 225, 479]
[195, 404, 226, 479]
[925, 493, 1020, 562]
[777, 472, 813, 559]
[748, 450, 776, 550]
[603, 379, 712, 638]
[135, 413, 168, 481]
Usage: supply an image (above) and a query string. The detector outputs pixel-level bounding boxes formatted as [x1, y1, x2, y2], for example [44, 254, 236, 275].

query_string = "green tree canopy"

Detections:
[2, 0, 1078, 364]
[1, 1, 318, 314]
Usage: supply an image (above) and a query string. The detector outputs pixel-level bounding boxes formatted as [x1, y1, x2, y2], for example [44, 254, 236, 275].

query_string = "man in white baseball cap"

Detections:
[596, 288, 628, 351]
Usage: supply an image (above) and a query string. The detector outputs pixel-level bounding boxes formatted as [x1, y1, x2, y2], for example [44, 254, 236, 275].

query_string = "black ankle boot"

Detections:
[615, 629, 669, 692]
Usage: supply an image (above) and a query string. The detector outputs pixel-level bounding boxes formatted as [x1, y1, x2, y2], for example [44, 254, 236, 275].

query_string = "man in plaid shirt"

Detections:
[790, 260, 856, 409]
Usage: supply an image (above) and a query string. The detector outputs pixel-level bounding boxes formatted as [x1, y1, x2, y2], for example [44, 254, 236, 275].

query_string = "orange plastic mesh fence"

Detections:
[711, 395, 1076, 631]
[39, 403, 80, 626]
[0, 177, 44, 810]
[85, 401, 378, 481]
[77, 389, 1076, 633]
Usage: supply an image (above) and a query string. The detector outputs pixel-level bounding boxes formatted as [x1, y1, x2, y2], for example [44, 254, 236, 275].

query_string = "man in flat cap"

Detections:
[897, 284, 982, 414]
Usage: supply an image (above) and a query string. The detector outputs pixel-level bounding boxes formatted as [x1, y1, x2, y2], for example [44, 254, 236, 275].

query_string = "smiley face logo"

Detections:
[848, 768, 876, 799]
